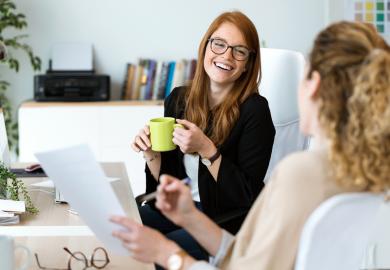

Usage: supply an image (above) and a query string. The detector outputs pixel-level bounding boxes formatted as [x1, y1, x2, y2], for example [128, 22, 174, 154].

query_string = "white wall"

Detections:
[3, 0, 329, 110]
[2, 1, 333, 187]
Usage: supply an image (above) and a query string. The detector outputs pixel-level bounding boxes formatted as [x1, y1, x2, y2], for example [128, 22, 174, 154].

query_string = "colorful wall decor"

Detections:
[344, 0, 390, 35]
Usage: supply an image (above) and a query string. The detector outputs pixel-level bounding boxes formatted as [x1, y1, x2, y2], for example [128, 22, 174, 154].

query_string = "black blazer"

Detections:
[145, 87, 275, 233]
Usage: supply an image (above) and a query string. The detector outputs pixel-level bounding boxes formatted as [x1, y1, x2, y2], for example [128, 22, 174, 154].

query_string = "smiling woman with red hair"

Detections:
[129, 10, 275, 264]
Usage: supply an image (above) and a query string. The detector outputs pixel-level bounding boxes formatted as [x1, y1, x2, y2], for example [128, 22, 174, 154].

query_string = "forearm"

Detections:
[144, 152, 161, 181]
[181, 209, 223, 256]
[198, 138, 220, 182]
[207, 155, 221, 180]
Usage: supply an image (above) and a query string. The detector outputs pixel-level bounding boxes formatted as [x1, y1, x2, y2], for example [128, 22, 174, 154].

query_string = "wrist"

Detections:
[162, 242, 196, 270]
[143, 151, 160, 162]
[157, 240, 181, 268]
[198, 138, 217, 159]
[182, 256, 196, 270]
[179, 208, 202, 229]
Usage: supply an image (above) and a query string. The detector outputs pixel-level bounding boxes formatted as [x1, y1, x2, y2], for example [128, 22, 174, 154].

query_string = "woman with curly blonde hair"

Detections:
[111, 21, 390, 270]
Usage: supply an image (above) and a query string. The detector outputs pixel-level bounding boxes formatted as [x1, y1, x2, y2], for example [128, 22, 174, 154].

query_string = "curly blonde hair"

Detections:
[309, 21, 390, 191]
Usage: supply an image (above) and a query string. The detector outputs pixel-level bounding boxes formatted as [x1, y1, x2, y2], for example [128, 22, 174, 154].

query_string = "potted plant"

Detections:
[0, 162, 38, 213]
[0, 0, 41, 152]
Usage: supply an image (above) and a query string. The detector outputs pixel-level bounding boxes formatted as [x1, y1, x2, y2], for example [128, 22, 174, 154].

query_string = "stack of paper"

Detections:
[0, 199, 25, 225]
[0, 210, 19, 225]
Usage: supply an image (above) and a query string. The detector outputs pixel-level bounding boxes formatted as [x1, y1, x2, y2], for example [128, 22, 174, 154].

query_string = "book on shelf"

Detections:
[171, 59, 185, 91]
[132, 59, 146, 100]
[121, 63, 135, 100]
[121, 58, 197, 101]
[164, 61, 176, 98]
[157, 61, 170, 100]
[152, 61, 163, 100]
[144, 60, 157, 100]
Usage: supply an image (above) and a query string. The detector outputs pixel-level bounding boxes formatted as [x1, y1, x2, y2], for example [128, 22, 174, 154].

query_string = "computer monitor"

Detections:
[0, 108, 46, 177]
[0, 108, 11, 168]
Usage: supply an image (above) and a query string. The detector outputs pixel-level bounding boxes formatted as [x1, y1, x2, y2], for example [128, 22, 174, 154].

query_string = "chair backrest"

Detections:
[295, 193, 386, 270]
[259, 48, 309, 182]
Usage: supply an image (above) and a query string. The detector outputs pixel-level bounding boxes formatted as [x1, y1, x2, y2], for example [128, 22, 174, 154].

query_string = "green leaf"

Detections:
[0, 162, 38, 214]
[0, 0, 41, 151]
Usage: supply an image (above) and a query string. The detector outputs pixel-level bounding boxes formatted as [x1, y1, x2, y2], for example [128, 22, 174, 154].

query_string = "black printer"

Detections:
[34, 43, 110, 101]
[34, 72, 110, 102]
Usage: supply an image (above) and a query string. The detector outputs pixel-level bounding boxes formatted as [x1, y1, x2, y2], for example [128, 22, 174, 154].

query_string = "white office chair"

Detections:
[259, 48, 309, 182]
[295, 192, 390, 270]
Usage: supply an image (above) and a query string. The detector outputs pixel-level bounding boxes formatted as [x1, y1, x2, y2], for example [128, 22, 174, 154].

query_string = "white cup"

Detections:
[0, 235, 31, 270]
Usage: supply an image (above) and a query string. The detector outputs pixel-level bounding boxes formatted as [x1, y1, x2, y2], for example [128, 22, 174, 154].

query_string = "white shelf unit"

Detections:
[18, 101, 164, 196]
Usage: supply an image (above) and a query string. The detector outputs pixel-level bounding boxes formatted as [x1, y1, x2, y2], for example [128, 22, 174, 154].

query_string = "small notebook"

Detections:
[0, 215, 19, 225]
[0, 199, 26, 213]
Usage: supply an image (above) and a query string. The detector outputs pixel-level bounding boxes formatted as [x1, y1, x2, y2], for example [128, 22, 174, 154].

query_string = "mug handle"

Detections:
[14, 244, 32, 270]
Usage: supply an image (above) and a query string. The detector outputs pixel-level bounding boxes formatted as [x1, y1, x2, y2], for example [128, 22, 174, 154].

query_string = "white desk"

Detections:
[0, 162, 154, 270]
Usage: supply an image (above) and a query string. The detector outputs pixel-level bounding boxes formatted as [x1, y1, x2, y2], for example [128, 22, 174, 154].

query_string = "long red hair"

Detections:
[184, 11, 261, 145]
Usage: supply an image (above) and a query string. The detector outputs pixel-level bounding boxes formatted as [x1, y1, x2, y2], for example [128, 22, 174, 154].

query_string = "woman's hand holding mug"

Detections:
[131, 125, 152, 153]
[133, 117, 185, 154]
[173, 119, 217, 157]
[131, 125, 161, 162]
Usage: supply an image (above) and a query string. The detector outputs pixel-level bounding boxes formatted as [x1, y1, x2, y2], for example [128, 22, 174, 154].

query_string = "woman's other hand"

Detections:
[111, 216, 180, 266]
[173, 119, 216, 157]
[155, 174, 197, 226]
[131, 125, 153, 153]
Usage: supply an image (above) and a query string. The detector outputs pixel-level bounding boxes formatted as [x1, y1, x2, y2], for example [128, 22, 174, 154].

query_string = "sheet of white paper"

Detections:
[0, 199, 25, 212]
[51, 43, 93, 71]
[107, 177, 120, 183]
[35, 144, 129, 256]
[30, 180, 55, 188]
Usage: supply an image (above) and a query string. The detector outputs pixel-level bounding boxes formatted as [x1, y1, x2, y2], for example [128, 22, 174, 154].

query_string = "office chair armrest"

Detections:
[135, 193, 151, 206]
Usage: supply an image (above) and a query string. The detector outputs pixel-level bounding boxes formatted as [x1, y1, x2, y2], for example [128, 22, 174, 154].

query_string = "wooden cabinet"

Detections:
[18, 101, 164, 196]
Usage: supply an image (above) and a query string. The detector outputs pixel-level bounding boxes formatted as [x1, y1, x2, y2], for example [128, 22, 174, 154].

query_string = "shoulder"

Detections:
[270, 149, 331, 192]
[240, 94, 271, 118]
[240, 93, 269, 111]
[164, 86, 186, 112]
[238, 93, 274, 128]
[165, 86, 186, 103]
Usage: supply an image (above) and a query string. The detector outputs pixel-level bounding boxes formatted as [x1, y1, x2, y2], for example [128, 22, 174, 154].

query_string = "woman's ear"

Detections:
[306, 70, 321, 98]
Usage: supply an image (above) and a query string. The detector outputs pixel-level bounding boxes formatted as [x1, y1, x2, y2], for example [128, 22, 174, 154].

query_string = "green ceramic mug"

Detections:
[149, 117, 183, 152]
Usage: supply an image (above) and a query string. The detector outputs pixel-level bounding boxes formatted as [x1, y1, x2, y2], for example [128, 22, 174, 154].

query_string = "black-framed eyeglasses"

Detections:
[208, 38, 253, 61]
[35, 247, 110, 270]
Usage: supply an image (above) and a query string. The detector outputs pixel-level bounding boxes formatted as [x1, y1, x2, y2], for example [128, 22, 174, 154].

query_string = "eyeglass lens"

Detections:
[68, 251, 88, 270]
[34, 247, 110, 270]
[209, 38, 250, 61]
[91, 247, 110, 269]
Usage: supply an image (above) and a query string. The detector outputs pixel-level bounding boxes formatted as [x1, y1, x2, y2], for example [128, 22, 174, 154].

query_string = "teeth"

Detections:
[215, 62, 233, 71]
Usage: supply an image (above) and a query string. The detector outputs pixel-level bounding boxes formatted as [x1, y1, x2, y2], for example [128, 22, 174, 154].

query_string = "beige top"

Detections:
[190, 148, 360, 270]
